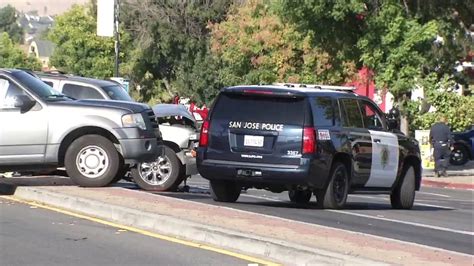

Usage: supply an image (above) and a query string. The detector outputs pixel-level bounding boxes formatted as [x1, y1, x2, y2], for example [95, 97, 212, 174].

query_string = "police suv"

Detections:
[197, 84, 422, 209]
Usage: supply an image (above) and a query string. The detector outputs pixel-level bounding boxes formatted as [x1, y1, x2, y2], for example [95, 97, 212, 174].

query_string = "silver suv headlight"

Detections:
[122, 113, 147, 130]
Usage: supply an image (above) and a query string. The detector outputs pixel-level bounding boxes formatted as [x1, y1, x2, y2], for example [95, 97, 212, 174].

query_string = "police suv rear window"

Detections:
[212, 93, 305, 125]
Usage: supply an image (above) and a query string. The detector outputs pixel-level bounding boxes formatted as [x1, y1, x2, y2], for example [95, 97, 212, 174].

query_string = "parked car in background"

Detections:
[450, 125, 474, 166]
[38, 72, 199, 191]
[37, 71, 133, 102]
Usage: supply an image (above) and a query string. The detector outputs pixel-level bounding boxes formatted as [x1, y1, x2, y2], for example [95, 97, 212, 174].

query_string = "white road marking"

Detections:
[134, 188, 473, 258]
[418, 191, 451, 198]
[327, 210, 474, 236]
[242, 194, 284, 202]
[243, 194, 472, 236]
[350, 195, 455, 210]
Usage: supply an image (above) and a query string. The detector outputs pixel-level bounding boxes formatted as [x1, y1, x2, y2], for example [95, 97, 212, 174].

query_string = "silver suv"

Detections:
[0, 69, 162, 187]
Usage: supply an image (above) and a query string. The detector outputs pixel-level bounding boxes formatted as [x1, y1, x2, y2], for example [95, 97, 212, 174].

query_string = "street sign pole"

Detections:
[114, 0, 120, 77]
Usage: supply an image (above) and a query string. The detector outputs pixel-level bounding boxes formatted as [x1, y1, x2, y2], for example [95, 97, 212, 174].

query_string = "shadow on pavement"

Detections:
[0, 176, 75, 195]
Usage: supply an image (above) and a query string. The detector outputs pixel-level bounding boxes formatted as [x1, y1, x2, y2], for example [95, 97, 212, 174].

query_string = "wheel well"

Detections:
[332, 153, 352, 181]
[403, 156, 422, 190]
[58, 127, 119, 166]
[163, 141, 181, 153]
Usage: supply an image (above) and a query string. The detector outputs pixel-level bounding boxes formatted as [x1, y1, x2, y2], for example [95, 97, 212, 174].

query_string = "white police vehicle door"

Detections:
[359, 100, 399, 188]
[366, 130, 399, 187]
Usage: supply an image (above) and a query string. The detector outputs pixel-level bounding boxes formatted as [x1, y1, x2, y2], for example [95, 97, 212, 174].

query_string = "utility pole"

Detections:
[114, 0, 120, 77]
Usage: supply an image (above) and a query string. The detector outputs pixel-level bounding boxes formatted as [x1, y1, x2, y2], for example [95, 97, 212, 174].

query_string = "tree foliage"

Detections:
[48, 4, 129, 78]
[121, 0, 234, 104]
[209, 0, 357, 87]
[0, 32, 41, 70]
[0, 5, 24, 44]
[407, 74, 474, 132]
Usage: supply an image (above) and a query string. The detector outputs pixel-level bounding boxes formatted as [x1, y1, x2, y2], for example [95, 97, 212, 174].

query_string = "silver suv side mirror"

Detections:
[14, 95, 36, 113]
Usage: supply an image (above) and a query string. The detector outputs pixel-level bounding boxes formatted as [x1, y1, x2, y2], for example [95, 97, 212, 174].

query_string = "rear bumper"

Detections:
[120, 138, 163, 164]
[197, 157, 321, 187]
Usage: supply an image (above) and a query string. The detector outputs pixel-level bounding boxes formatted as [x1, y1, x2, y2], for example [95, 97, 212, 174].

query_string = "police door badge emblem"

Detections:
[381, 145, 389, 169]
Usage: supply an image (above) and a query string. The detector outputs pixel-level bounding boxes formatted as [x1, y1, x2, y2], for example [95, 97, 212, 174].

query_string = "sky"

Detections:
[0, 0, 88, 16]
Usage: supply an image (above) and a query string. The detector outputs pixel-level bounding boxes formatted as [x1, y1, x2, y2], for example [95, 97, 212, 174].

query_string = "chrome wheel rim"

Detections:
[138, 156, 172, 186]
[76, 145, 109, 178]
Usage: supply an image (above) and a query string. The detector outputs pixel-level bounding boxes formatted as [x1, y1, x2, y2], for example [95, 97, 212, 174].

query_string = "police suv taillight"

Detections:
[199, 120, 210, 147]
[302, 127, 316, 154]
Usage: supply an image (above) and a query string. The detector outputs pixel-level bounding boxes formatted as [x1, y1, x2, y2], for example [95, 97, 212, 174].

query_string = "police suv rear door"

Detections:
[206, 89, 311, 166]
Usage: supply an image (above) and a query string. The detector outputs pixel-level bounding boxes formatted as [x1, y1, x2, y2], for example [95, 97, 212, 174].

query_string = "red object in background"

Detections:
[345, 66, 387, 112]
[189, 101, 209, 121]
[172, 95, 180, 104]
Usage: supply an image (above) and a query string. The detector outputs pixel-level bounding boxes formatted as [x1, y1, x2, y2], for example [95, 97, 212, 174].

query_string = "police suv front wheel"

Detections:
[315, 162, 349, 209]
[390, 165, 415, 209]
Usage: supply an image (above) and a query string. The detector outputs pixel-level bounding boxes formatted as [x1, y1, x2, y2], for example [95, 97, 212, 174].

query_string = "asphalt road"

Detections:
[0, 198, 250, 266]
[151, 176, 474, 255]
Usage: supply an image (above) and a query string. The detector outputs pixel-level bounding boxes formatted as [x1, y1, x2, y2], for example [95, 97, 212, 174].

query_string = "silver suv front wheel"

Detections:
[65, 135, 120, 187]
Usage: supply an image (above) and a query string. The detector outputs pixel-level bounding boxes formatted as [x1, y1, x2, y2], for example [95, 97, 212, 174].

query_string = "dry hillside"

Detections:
[0, 0, 88, 15]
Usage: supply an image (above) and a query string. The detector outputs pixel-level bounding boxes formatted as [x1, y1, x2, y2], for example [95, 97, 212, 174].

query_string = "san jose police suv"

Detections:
[197, 83, 422, 209]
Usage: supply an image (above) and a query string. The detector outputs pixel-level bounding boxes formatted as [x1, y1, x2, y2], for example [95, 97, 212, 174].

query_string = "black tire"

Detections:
[65, 135, 120, 187]
[288, 189, 312, 203]
[450, 146, 469, 166]
[131, 146, 183, 191]
[315, 162, 349, 209]
[210, 180, 241, 202]
[112, 164, 129, 183]
[391, 165, 415, 209]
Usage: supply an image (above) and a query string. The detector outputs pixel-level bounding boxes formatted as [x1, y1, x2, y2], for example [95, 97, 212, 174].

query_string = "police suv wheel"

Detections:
[315, 162, 349, 209]
[65, 135, 119, 187]
[210, 180, 241, 202]
[288, 189, 312, 203]
[132, 146, 183, 191]
[390, 165, 415, 209]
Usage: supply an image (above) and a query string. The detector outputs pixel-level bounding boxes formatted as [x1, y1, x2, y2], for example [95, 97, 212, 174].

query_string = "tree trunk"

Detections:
[398, 98, 410, 136]
[400, 115, 409, 136]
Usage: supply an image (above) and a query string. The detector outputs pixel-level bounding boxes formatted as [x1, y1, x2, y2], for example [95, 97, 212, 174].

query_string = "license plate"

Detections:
[244, 135, 264, 147]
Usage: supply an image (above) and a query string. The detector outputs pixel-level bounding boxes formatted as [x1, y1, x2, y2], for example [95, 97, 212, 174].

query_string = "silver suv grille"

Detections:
[146, 110, 159, 129]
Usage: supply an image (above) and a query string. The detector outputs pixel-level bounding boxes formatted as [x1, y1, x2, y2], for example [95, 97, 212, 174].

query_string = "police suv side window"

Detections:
[340, 98, 364, 128]
[62, 83, 104, 100]
[359, 100, 385, 130]
[313, 97, 334, 126]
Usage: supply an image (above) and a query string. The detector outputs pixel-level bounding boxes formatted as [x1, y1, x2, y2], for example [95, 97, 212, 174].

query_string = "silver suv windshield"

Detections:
[102, 85, 133, 102]
[11, 70, 71, 101]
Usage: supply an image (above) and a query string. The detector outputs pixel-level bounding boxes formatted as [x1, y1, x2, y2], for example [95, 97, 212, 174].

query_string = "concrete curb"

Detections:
[421, 180, 474, 190]
[11, 186, 381, 265]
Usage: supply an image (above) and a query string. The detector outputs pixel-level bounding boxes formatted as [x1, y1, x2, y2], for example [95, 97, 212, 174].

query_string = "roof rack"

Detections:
[272, 83, 355, 92]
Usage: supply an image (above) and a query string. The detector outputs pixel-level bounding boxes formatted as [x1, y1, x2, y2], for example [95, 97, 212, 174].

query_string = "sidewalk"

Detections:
[1, 177, 472, 265]
[421, 161, 474, 190]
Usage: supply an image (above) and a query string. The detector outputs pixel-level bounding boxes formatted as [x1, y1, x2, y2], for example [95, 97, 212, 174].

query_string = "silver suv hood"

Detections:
[50, 99, 150, 113]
